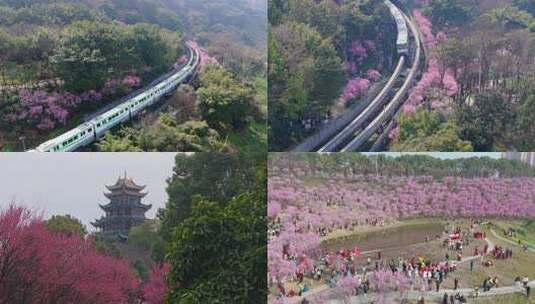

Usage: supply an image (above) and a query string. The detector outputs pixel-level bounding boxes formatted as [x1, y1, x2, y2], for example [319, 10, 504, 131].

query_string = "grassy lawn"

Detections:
[491, 220, 535, 249]
[448, 225, 535, 290]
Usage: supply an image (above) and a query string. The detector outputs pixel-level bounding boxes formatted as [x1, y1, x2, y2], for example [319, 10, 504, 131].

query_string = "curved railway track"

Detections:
[30, 43, 201, 152]
[341, 12, 422, 152]
[297, 1, 422, 152]
[317, 56, 405, 152]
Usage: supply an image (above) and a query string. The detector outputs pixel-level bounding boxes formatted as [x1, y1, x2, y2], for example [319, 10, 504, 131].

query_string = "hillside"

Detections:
[0, 0, 267, 152]
[389, 0, 535, 151]
[163, 0, 267, 78]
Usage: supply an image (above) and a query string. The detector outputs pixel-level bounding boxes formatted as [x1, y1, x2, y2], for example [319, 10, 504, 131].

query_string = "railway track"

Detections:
[341, 12, 422, 152]
[317, 56, 406, 152]
[294, 1, 422, 152]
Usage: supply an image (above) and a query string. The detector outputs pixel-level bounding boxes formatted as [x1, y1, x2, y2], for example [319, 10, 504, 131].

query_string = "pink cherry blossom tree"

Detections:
[0, 204, 140, 303]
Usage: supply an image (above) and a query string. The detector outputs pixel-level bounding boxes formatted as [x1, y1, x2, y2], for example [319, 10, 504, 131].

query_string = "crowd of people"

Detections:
[269, 198, 531, 304]
[275, 240, 466, 301]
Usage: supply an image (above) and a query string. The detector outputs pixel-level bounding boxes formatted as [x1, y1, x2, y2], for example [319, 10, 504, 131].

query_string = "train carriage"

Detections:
[35, 123, 95, 152]
[384, 0, 409, 54]
[92, 103, 131, 138]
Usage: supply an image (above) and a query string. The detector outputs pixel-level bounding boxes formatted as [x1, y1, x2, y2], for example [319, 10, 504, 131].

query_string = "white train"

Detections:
[384, 0, 409, 54]
[33, 46, 200, 152]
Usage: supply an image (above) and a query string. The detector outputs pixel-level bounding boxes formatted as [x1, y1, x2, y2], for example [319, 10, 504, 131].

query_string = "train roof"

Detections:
[385, 1, 408, 46]
[36, 123, 92, 150]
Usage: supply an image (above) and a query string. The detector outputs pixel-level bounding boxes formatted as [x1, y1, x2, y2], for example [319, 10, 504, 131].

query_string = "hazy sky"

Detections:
[362, 152, 501, 159]
[0, 153, 177, 231]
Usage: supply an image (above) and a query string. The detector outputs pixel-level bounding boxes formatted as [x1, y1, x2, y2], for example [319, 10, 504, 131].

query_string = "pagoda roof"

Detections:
[91, 216, 146, 228]
[106, 173, 146, 192]
[99, 201, 152, 211]
[104, 190, 147, 198]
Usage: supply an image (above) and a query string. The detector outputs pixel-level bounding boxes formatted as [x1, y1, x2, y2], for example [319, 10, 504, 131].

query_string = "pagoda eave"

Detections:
[104, 191, 147, 198]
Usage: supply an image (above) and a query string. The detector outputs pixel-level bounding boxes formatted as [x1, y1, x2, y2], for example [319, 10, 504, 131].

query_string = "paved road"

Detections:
[292, 279, 535, 304]
[332, 281, 534, 303]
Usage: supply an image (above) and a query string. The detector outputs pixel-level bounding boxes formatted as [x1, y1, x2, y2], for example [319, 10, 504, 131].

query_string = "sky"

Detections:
[362, 152, 502, 159]
[0, 153, 177, 231]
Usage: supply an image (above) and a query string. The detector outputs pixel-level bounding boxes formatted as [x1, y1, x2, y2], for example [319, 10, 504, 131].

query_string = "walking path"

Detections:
[332, 281, 535, 303]
[489, 228, 535, 253]
[287, 234, 532, 304]
[294, 278, 535, 304]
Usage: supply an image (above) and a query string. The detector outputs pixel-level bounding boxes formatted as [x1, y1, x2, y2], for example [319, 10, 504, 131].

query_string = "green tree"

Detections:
[268, 21, 344, 150]
[392, 109, 473, 152]
[197, 65, 254, 132]
[50, 21, 179, 92]
[132, 259, 149, 280]
[96, 131, 143, 152]
[50, 21, 121, 92]
[138, 116, 224, 152]
[457, 90, 512, 151]
[424, 0, 475, 28]
[44, 214, 87, 237]
[92, 237, 122, 258]
[159, 152, 259, 241]
[167, 190, 266, 303]
[128, 219, 163, 251]
[129, 23, 180, 74]
[514, 94, 535, 150]
[96, 116, 225, 152]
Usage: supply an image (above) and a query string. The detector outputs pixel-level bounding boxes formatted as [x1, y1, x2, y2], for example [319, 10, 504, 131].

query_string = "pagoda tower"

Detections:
[91, 173, 152, 236]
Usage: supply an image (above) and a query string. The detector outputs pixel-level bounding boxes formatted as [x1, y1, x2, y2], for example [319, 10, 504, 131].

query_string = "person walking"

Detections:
[454, 278, 459, 290]
[470, 259, 474, 271]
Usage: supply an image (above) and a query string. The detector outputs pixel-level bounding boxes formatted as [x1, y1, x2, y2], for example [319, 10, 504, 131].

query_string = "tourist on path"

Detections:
[470, 259, 474, 271]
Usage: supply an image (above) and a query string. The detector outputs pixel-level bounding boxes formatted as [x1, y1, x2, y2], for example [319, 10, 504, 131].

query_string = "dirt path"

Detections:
[489, 229, 535, 253]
